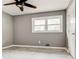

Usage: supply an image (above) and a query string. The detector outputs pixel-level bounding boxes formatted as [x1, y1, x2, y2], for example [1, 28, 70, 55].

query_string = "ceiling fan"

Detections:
[4, 0, 37, 11]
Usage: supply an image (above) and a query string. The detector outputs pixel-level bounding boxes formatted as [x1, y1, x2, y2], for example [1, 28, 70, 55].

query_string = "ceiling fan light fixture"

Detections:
[17, 4, 22, 7]
[18, 0, 20, 2]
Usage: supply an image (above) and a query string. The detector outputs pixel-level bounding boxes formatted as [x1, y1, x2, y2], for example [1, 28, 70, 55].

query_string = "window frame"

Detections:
[32, 15, 63, 33]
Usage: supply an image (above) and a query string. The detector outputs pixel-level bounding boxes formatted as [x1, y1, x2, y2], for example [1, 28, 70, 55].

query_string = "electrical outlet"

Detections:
[38, 40, 41, 44]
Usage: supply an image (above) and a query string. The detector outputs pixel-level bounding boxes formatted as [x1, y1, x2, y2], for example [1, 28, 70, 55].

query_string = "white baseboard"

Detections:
[13, 45, 66, 49]
[2, 45, 69, 53]
[2, 45, 14, 49]
[64, 48, 70, 53]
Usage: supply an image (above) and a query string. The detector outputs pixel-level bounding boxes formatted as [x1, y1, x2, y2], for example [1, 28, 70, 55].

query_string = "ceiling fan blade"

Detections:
[24, 3, 36, 9]
[19, 7, 24, 11]
[4, 2, 16, 5]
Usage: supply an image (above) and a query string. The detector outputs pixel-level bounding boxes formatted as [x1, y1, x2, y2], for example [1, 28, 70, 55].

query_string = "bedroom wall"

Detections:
[2, 12, 13, 47]
[13, 10, 66, 47]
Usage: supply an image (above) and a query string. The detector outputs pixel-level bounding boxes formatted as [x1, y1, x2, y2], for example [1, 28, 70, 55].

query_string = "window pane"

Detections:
[47, 18, 60, 24]
[47, 25, 61, 31]
[34, 26, 45, 31]
[34, 20, 45, 25]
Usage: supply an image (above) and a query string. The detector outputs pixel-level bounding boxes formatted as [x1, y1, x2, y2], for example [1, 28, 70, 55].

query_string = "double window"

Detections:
[32, 15, 63, 33]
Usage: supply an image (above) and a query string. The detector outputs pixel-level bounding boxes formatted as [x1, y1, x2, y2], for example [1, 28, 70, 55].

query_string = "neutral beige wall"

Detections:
[2, 12, 13, 47]
[14, 10, 66, 47]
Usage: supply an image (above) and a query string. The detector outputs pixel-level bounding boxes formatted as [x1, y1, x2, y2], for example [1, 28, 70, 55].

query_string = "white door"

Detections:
[69, 13, 75, 58]
[67, 0, 75, 58]
[69, 0, 75, 57]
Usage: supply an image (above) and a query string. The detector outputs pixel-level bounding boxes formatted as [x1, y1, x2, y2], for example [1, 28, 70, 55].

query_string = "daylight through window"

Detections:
[32, 15, 63, 33]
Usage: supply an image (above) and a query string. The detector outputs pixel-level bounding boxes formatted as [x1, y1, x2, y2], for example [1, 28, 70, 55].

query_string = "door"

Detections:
[67, 0, 75, 58]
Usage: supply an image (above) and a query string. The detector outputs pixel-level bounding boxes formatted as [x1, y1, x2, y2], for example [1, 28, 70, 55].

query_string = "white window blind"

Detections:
[32, 15, 63, 33]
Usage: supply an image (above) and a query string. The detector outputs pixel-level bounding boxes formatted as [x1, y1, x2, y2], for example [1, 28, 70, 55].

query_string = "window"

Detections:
[32, 15, 63, 33]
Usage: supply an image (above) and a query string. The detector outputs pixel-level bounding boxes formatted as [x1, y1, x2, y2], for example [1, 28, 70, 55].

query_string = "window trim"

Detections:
[32, 15, 63, 33]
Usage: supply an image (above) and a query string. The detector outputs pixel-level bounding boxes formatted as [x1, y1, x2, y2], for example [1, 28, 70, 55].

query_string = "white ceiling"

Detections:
[2, 0, 71, 16]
